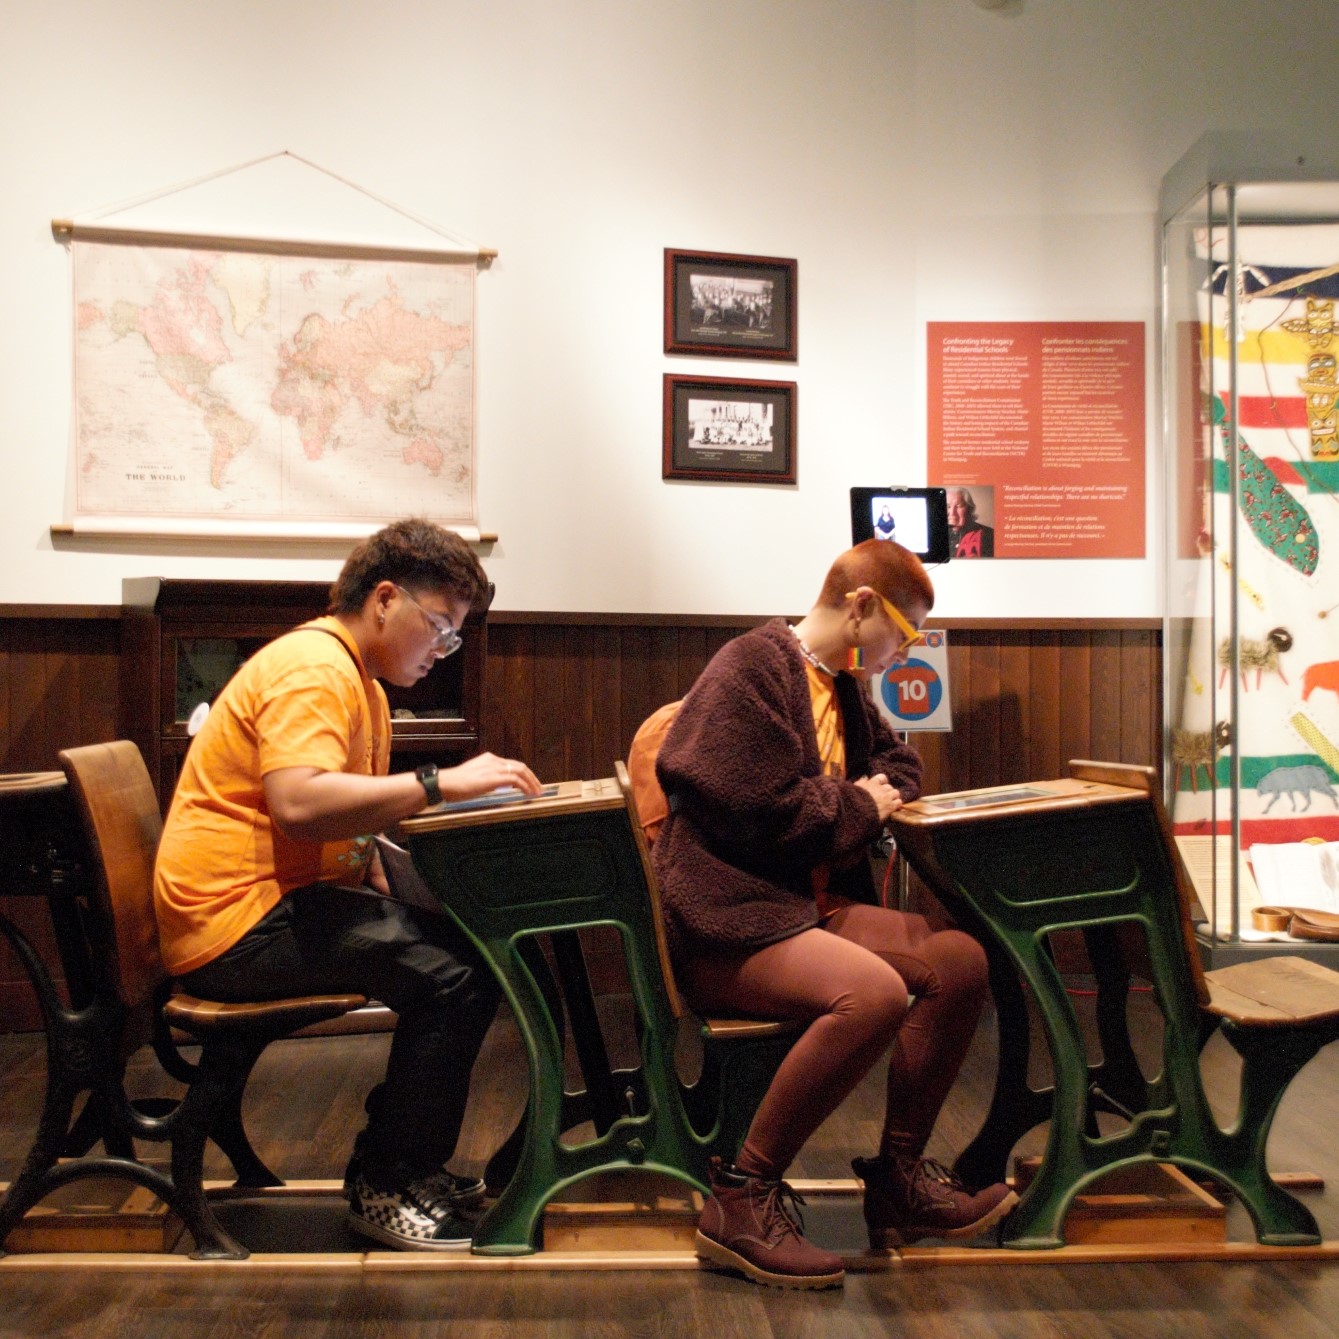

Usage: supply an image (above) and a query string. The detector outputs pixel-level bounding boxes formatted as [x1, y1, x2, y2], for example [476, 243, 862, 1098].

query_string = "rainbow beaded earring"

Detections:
[847, 644, 865, 671]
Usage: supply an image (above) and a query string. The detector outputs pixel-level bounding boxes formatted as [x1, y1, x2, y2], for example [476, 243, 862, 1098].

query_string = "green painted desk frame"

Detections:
[889, 760, 1339, 1249]
[403, 771, 792, 1255]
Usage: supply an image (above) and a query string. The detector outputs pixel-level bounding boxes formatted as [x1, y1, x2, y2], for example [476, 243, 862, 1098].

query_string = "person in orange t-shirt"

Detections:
[155, 518, 541, 1252]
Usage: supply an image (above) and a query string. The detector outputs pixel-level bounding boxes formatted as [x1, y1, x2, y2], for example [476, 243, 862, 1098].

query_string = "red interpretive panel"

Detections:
[928, 322, 1146, 560]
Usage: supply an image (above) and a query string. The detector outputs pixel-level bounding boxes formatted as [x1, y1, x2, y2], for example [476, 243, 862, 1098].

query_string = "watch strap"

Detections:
[415, 763, 442, 806]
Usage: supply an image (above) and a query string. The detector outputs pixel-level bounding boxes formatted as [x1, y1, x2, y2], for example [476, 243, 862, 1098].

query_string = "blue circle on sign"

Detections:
[880, 658, 942, 721]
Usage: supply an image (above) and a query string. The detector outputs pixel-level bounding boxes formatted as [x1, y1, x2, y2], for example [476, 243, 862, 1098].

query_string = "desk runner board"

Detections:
[6, 1180, 1339, 1271]
[0, 1175, 183, 1254]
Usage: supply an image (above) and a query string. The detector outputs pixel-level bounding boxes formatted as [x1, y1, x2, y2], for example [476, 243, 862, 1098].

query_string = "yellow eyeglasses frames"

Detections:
[846, 589, 926, 655]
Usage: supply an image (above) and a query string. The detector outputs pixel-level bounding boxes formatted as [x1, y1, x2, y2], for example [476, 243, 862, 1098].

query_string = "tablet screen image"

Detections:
[916, 786, 1052, 812]
[429, 783, 562, 814]
[849, 487, 950, 563]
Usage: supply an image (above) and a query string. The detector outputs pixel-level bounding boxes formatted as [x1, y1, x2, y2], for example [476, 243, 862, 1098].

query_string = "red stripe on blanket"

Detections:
[1237, 396, 1309, 428]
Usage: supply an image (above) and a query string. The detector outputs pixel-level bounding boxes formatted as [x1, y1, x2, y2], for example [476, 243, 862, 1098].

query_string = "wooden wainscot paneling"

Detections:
[485, 613, 758, 782]
[914, 620, 1163, 797]
[486, 613, 1162, 788]
[0, 606, 121, 1033]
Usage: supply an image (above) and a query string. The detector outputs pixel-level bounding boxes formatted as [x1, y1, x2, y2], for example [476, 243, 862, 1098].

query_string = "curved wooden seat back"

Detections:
[626, 701, 682, 849]
[614, 760, 685, 1020]
[58, 740, 167, 1013]
[615, 758, 796, 1041]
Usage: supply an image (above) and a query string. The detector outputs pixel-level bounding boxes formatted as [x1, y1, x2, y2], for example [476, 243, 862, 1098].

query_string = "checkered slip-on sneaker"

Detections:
[415, 1169, 488, 1212]
[343, 1142, 487, 1210]
[347, 1173, 475, 1251]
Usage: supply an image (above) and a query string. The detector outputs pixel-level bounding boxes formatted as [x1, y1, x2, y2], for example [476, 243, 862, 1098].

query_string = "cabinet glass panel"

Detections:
[385, 652, 466, 724]
[1162, 145, 1339, 957]
[174, 637, 266, 723]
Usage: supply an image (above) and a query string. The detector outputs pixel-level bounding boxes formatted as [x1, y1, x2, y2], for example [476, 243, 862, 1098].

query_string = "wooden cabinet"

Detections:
[119, 578, 487, 808]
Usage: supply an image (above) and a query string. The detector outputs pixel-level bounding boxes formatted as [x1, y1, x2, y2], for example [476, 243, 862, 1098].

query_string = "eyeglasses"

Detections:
[846, 589, 926, 656]
[395, 585, 462, 657]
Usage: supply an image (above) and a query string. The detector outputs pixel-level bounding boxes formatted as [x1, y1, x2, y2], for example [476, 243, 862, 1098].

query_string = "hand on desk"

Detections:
[855, 772, 903, 823]
[443, 752, 543, 801]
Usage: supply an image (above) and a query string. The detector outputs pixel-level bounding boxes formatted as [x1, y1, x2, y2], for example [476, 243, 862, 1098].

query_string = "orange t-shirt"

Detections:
[802, 662, 848, 916]
[153, 618, 391, 975]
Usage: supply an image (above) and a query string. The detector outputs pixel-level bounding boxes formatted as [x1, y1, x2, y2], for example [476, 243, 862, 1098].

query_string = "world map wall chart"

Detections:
[73, 241, 476, 532]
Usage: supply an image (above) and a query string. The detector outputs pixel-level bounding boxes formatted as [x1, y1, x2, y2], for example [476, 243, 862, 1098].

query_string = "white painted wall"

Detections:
[5, 0, 1339, 616]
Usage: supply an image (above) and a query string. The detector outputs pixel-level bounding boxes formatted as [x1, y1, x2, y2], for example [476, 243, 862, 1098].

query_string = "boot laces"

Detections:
[917, 1158, 965, 1190]
[910, 1157, 969, 1209]
[755, 1177, 809, 1244]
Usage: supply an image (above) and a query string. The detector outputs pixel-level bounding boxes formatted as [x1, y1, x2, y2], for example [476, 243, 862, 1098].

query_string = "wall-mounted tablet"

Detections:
[849, 486, 950, 564]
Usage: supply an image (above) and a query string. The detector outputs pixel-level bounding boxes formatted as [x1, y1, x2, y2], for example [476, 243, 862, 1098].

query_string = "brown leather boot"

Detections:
[695, 1157, 845, 1289]
[852, 1153, 1018, 1249]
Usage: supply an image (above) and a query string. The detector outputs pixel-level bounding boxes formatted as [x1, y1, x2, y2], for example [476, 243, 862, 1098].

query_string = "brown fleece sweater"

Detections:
[653, 619, 922, 960]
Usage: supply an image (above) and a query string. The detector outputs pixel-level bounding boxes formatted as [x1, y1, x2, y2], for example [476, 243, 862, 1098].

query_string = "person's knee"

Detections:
[435, 952, 502, 1025]
[833, 960, 910, 1037]
[390, 937, 501, 1030]
[932, 929, 989, 1000]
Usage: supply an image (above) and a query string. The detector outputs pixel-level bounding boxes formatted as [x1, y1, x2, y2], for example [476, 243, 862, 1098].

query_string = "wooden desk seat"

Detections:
[1204, 955, 1339, 1028]
[0, 742, 365, 1261]
[889, 759, 1339, 1250]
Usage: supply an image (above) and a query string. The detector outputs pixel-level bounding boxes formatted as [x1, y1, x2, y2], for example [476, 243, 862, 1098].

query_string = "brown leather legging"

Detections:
[679, 902, 989, 1180]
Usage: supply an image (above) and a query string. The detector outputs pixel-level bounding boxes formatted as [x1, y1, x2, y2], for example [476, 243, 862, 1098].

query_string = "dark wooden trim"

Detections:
[0, 604, 1165, 632]
[489, 610, 1162, 631]
[489, 611, 764, 628]
[932, 617, 1160, 631]
[0, 605, 120, 620]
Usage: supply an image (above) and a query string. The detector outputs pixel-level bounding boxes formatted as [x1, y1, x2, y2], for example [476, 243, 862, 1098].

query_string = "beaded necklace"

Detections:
[790, 624, 836, 677]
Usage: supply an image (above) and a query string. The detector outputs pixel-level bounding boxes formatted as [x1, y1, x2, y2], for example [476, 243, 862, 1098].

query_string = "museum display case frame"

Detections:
[1161, 132, 1339, 965]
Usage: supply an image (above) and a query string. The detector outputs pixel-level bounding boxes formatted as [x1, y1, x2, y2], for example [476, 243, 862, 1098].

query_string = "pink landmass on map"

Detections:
[272, 293, 469, 462]
[100, 253, 247, 486]
[403, 437, 445, 474]
[137, 254, 231, 390]
[202, 403, 256, 488]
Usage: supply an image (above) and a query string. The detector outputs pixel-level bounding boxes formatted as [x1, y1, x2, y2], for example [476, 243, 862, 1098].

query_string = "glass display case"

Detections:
[1161, 133, 1339, 963]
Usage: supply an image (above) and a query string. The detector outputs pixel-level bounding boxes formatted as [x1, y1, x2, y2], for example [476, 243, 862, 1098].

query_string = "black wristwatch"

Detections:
[415, 762, 442, 806]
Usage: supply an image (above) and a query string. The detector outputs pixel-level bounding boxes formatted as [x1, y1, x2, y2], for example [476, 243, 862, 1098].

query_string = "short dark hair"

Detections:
[817, 539, 935, 614]
[327, 518, 489, 615]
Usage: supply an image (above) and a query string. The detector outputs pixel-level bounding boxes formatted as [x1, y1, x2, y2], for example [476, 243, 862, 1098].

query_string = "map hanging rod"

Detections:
[51, 150, 497, 262]
[50, 219, 497, 265]
[50, 520, 499, 545]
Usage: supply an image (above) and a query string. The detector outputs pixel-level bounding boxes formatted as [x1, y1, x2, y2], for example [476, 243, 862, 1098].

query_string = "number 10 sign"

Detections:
[872, 630, 952, 733]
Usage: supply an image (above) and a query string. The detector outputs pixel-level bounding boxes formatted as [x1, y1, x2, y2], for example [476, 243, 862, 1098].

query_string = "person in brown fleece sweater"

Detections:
[654, 539, 1015, 1289]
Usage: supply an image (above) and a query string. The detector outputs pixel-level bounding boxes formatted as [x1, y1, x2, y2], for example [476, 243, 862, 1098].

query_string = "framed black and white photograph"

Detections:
[663, 374, 797, 484]
[664, 249, 797, 360]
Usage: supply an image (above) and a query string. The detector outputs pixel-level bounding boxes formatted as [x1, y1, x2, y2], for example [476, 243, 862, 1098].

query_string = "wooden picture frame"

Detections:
[664, 249, 797, 360]
[663, 375, 797, 485]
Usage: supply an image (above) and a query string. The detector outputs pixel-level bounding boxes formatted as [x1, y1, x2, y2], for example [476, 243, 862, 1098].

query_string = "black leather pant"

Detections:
[181, 884, 501, 1184]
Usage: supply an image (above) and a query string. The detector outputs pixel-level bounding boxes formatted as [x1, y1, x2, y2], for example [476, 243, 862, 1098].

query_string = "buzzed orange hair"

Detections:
[816, 539, 935, 614]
